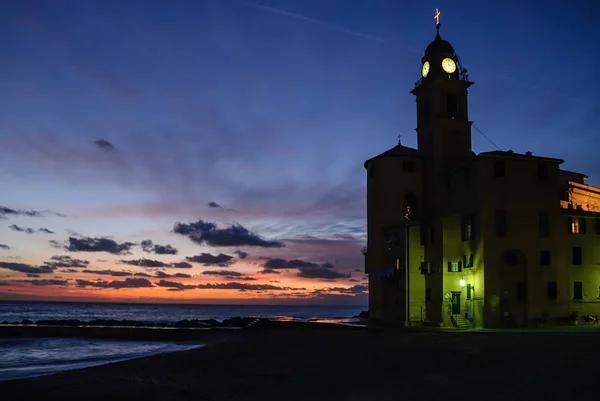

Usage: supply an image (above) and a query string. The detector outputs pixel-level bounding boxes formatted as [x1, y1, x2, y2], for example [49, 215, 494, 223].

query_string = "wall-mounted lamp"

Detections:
[459, 278, 466, 287]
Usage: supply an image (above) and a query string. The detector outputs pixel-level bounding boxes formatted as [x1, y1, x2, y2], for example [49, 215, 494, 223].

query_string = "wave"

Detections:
[0, 338, 203, 382]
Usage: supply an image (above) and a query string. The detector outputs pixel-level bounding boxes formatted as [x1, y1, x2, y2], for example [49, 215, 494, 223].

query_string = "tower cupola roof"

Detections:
[424, 27, 456, 58]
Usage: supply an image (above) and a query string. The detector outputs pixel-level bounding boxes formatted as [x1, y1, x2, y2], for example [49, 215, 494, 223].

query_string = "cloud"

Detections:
[154, 271, 192, 279]
[75, 277, 154, 289]
[46, 255, 90, 268]
[171, 261, 193, 268]
[120, 258, 192, 268]
[49, 240, 64, 249]
[263, 258, 334, 270]
[81, 269, 132, 277]
[201, 270, 244, 278]
[173, 220, 285, 248]
[297, 267, 350, 280]
[0, 244, 10, 250]
[258, 268, 281, 274]
[0, 206, 42, 218]
[9, 225, 55, 235]
[140, 239, 178, 255]
[133, 272, 151, 277]
[95, 139, 117, 151]
[321, 285, 367, 295]
[0, 262, 54, 274]
[65, 236, 135, 255]
[27, 274, 40, 278]
[59, 268, 79, 273]
[208, 201, 222, 208]
[234, 250, 248, 259]
[8, 224, 35, 235]
[156, 280, 197, 290]
[186, 253, 235, 267]
[196, 282, 305, 291]
[22, 279, 69, 286]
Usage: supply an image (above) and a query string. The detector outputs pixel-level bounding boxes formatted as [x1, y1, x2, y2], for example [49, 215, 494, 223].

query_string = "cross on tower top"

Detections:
[397, 134, 402, 145]
[434, 8, 441, 26]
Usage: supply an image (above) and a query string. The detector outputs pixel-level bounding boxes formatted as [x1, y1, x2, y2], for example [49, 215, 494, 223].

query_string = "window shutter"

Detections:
[447, 261, 452, 272]
[458, 261, 463, 272]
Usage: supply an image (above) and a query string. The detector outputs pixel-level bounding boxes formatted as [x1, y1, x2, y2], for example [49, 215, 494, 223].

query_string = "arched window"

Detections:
[404, 192, 419, 219]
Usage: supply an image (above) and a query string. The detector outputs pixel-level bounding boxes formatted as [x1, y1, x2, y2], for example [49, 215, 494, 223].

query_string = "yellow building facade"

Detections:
[364, 24, 600, 328]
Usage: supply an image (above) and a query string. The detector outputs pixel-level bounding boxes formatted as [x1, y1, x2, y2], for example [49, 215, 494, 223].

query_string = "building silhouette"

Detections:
[364, 22, 600, 328]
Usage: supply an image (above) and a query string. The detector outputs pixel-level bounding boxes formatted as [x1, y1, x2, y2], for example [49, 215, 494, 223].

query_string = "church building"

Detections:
[363, 16, 600, 328]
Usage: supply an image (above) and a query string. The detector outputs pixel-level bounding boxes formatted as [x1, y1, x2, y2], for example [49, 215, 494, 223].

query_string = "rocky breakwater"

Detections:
[0, 317, 261, 341]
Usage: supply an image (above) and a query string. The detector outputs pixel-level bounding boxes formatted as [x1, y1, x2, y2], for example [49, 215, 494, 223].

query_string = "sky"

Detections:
[0, 0, 598, 305]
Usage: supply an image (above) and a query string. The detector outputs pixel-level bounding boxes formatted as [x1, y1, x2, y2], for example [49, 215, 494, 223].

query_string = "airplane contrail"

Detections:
[240, 0, 392, 45]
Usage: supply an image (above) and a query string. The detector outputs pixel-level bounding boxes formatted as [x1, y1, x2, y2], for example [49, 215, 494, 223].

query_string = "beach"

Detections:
[1, 322, 599, 400]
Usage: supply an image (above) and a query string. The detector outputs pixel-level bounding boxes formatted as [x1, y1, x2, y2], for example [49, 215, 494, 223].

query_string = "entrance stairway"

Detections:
[451, 314, 471, 329]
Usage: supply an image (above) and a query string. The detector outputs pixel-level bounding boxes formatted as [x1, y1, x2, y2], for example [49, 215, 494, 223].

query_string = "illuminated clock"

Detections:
[442, 58, 456, 74]
[421, 61, 430, 77]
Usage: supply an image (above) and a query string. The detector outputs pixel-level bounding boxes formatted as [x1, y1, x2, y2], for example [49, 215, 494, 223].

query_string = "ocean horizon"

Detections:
[0, 300, 367, 324]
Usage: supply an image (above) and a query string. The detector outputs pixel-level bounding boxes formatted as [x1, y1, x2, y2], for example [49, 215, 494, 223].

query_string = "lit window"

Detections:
[572, 219, 580, 234]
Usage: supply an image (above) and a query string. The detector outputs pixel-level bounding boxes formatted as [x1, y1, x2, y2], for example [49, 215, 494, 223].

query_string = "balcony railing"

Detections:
[413, 68, 470, 89]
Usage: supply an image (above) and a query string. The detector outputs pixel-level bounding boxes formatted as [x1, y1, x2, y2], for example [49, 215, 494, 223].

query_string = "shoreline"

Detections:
[2, 324, 600, 400]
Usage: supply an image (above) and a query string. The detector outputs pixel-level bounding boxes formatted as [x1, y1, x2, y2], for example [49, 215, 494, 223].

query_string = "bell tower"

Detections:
[410, 14, 474, 170]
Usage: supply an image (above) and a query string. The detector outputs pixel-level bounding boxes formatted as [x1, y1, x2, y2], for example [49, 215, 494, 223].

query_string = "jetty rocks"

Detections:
[0, 317, 258, 329]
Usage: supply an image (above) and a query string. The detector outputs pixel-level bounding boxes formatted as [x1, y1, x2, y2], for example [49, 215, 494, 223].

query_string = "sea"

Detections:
[0, 301, 366, 382]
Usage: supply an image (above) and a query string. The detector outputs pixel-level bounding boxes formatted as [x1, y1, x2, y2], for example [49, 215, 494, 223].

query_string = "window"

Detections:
[402, 160, 416, 173]
[464, 168, 470, 185]
[495, 210, 507, 237]
[461, 214, 476, 241]
[538, 211, 550, 238]
[547, 282, 558, 300]
[404, 193, 418, 219]
[540, 250, 550, 266]
[466, 284, 472, 300]
[467, 254, 473, 267]
[574, 282, 583, 300]
[447, 93, 458, 119]
[426, 288, 431, 301]
[569, 217, 586, 234]
[516, 282, 527, 301]
[462, 255, 467, 269]
[494, 161, 505, 178]
[447, 261, 461, 272]
[537, 164, 548, 180]
[572, 247, 583, 265]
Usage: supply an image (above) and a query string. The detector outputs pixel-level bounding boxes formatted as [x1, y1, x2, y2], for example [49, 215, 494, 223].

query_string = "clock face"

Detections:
[422, 61, 430, 77]
[442, 58, 457, 74]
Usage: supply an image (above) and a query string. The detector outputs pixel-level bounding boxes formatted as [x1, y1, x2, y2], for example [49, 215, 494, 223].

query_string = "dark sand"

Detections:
[1, 323, 598, 400]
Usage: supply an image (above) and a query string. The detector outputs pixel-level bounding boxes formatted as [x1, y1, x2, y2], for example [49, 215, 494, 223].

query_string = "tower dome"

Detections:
[424, 28, 456, 59]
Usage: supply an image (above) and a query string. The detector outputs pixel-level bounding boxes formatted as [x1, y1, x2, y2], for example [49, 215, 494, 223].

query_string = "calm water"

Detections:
[0, 302, 365, 381]
[0, 301, 366, 324]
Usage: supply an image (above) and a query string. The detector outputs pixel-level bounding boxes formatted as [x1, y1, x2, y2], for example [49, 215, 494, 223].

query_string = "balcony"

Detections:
[413, 69, 470, 89]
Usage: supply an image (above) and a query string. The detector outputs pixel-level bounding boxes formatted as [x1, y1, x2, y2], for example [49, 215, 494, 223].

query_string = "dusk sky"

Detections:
[0, 0, 597, 304]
